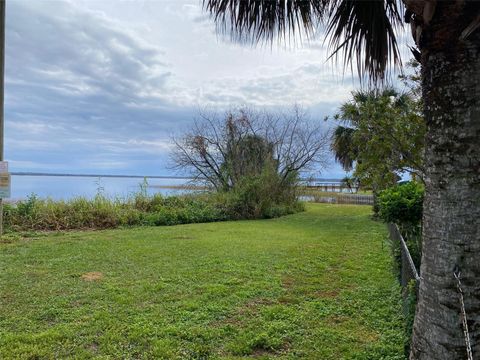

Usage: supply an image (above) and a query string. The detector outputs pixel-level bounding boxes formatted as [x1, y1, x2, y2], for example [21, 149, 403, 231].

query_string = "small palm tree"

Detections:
[203, 1, 480, 358]
[341, 175, 359, 193]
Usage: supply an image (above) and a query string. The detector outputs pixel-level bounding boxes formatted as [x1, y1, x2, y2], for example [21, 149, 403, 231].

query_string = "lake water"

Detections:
[6, 175, 345, 202]
[7, 175, 192, 201]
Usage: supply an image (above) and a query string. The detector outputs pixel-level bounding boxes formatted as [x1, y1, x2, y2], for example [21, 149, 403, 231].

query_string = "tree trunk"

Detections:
[409, 7, 480, 359]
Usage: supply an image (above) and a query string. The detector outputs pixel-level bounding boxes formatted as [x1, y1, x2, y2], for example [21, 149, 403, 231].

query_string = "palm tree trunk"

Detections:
[410, 23, 480, 360]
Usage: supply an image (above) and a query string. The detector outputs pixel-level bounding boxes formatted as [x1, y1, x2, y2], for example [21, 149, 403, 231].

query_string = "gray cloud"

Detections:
[5, 0, 355, 179]
[5, 0, 195, 173]
[7, 0, 172, 114]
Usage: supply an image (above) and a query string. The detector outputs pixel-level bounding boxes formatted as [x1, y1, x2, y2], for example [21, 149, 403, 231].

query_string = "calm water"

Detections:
[8, 175, 192, 201]
[7, 175, 345, 202]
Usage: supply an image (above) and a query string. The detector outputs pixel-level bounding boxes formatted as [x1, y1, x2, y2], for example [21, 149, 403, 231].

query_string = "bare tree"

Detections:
[171, 106, 330, 190]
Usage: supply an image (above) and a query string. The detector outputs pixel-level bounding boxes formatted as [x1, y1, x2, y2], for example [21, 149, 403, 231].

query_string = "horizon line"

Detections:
[9, 172, 343, 182]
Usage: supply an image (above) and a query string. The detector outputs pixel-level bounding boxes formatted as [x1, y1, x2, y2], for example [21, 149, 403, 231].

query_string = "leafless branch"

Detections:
[171, 106, 330, 190]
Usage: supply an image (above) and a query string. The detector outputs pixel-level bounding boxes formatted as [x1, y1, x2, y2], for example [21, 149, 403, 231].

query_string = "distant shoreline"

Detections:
[10, 172, 343, 183]
[10, 172, 193, 180]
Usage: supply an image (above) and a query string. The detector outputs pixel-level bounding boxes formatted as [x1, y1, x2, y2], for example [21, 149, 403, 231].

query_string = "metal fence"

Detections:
[302, 193, 374, 205]
[388, 225, 474, 359]
[387, 223, 420, 295]
[335, 194, 374, 205]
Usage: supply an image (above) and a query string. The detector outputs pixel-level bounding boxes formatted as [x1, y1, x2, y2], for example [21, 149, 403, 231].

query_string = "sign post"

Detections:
[0, 0, 5, 236]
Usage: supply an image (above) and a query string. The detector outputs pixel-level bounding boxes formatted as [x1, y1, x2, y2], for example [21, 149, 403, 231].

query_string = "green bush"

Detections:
[222, 166, 300, 220]
[378, 182, 424, 226]
[378, 181, 423, 268]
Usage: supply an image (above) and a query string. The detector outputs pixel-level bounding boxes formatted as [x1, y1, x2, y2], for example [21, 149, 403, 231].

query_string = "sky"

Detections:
[5, 0, 403, 179]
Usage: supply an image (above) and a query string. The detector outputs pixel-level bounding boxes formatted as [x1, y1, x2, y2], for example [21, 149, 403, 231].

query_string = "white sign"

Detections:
[0, 162, 10, 198]
[0, 161, 7, 173]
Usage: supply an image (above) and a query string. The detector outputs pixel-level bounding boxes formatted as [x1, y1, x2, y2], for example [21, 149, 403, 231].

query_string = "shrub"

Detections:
[221, 166, 301, 220]
[378, 181, 424, 268]
[378, 182, 424, 226]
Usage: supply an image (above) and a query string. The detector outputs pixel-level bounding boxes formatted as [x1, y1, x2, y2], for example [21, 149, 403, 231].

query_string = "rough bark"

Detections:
[409, 2, 480, 359]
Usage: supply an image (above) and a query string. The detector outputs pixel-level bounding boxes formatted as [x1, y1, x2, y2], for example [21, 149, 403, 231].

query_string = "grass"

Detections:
[0, 204, 405, 359]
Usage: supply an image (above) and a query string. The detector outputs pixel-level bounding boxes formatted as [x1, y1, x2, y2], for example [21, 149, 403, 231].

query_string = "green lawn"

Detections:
[0, 204, 405, 359]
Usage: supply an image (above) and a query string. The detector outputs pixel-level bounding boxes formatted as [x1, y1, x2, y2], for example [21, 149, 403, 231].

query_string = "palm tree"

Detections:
[333, 88, 424, 188]
[341, 175, 359, 193]
[203, 1, 480, 359]
[331, 125, 356, 172]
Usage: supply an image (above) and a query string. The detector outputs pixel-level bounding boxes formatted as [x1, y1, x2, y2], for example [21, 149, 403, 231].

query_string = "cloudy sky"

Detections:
[5, 0, 395, 178]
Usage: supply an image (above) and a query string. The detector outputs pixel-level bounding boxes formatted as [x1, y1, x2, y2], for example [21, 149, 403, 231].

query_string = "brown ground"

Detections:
[81, 272, 103, 281]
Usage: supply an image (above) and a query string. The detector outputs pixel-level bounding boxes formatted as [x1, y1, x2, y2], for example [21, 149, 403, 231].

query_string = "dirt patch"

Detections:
[281, 276, 295, 289]
[315, 289, 339, 298]
[81, 272, 103, 281]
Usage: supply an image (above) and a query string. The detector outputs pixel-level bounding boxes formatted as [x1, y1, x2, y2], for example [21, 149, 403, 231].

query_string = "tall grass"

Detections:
[3, 183, 303, 233]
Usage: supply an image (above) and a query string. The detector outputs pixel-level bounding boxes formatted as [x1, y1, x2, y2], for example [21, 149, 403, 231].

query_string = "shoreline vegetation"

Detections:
[2, 178, 304, 233]
[3, 184, 369, 204]
[2, 181, 375, 232]
[2, 185, 376, 233]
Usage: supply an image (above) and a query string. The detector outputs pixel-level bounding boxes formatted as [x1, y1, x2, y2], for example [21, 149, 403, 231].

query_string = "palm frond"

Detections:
[326, 0, 403, 82]
[203, 0, 403, 82]
[331, 125, 357, 171]
[203, 0, 329, 43]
